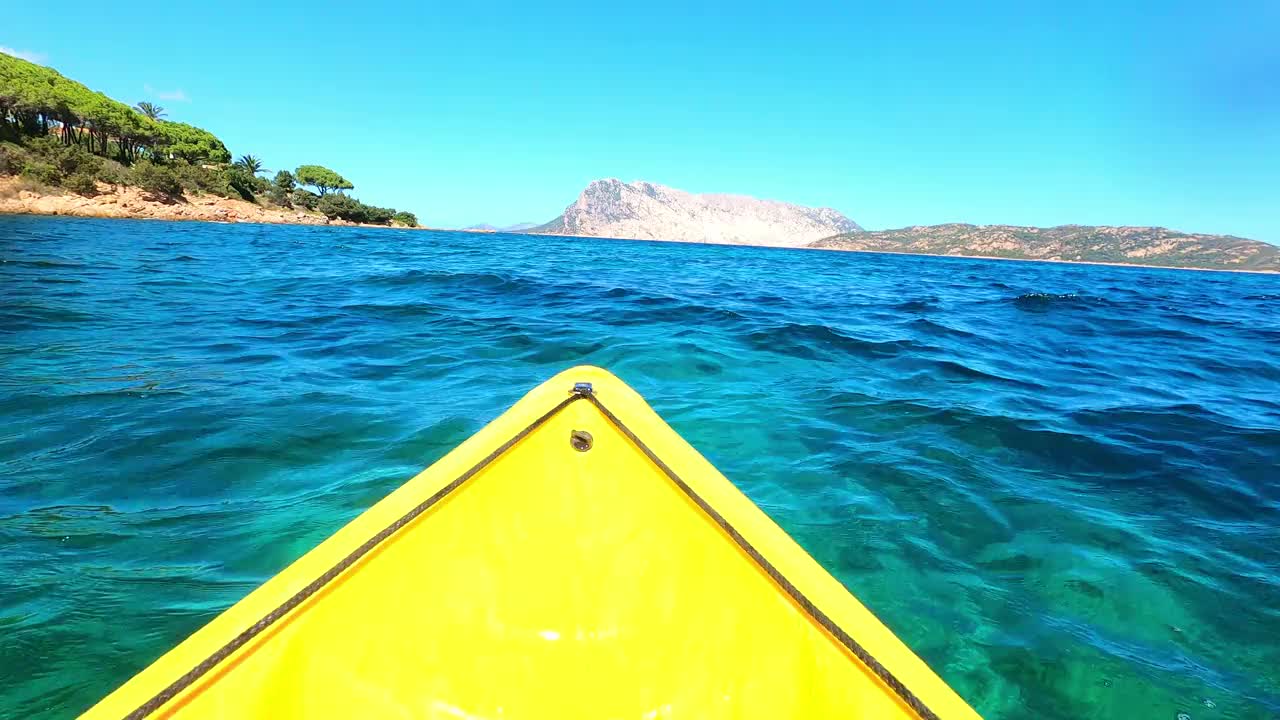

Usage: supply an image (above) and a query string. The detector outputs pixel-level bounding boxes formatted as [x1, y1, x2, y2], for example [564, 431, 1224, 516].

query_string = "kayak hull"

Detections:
[82, 366, 980, 719]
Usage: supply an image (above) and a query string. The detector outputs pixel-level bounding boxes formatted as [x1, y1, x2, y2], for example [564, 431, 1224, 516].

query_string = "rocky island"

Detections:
[531, 179, 860, 247]
[528, 179, 1277, 272]
[810, 224, 1280, 272]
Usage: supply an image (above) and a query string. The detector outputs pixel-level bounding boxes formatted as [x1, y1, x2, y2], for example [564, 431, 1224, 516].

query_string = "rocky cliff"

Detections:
[532, 179, 861, 247]
[810, 224, 1280, 272]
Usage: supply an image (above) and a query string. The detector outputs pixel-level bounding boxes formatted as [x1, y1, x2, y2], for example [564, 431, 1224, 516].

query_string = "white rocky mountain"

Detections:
[531, 179, 861, 247]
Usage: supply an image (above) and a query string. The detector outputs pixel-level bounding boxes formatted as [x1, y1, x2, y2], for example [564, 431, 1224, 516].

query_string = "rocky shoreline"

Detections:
[0, 177, 416, 229]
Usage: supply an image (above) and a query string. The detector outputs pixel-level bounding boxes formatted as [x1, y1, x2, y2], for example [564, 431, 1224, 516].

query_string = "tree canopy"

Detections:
[3, 53, 418, 227]
[1, 52, 229, 164]
[273, 170, 295, 191]
[155, 121, 231, 164]
[295, 165, 353, 195]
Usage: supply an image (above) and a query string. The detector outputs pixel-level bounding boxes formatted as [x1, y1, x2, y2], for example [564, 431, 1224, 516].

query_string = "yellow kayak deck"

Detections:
[83, 366, 979, 719]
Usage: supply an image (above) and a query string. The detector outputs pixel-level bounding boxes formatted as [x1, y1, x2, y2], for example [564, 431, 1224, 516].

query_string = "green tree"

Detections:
[273, 169, 295, 191]
[315, 194, 397, 225]
[235, 154, 265, 175]
[295, 164, 352, 195]
[392, 211, 418, 227]
[155, 121, 231, 164]
[315, 193, 364, 220]
[1, 54, 408, 215]
[135, 102, 165, 120]
[223, 165, 257, 200]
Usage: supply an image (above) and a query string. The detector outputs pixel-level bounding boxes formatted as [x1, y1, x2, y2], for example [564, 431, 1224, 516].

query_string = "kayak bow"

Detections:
[83, 366, 980, 719]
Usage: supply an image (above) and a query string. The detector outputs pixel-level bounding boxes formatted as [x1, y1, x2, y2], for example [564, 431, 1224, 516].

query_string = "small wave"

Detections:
[745, 322, 924, 361]
[1244, 293, 1280, 301]
[339, 302, 444, 320]
[519, 339, 610, 364]
[0, 304, 97, 327]
[363, 268, 426, 287]
[236, 311, 354, 329]
[615, 301, 748, 328]
[3, 259, 92, 270]
[1010, 292, 1118, 310]
[913, 358, 1044, 388]
[893, 298, 938, 313]
[907, 317, 977, 340]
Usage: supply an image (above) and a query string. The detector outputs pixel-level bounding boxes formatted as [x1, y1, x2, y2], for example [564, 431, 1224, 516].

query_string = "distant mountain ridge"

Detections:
[501, 178, 1275, 272]
[461, 222, 538, 233]
[810, 224, 1280, 272]
[531, 179, 860, 247]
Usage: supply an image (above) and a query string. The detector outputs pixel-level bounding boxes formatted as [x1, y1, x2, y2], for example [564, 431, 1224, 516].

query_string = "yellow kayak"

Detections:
[83, 366, 980, 719]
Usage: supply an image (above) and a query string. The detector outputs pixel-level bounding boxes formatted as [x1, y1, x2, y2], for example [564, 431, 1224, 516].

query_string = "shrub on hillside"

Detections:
[266, 185, 292, 208]
[315, 193, 363, 221]
[51, 144, 102, 178]
[315, 193, 398, 225]
[96, 159, 127, 185]
[362, 204, 395, 225]
[128, 160, 182, 197]
[22, 161, 62, 186]
[172, 162, 209, 194]
[64, 173, 98, 196]
[169, 162, 258, 200]
[290, 189, 319, 210]
[392, 211, 418, 227]
[2, 141, 108, 188]
[21, 135, 63, 158]
[0, 145, 24, 175]
[224, 166, 257, 201]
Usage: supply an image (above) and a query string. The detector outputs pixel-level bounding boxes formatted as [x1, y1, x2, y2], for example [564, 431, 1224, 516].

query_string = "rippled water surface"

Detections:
[3, 216, 1279, 719]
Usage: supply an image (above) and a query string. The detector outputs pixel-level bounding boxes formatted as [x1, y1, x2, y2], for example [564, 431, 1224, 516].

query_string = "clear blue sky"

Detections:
[5, 1, 1278, 240]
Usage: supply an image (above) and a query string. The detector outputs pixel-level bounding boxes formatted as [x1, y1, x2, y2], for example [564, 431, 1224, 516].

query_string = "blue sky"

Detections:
[5, 1, 1278, 240]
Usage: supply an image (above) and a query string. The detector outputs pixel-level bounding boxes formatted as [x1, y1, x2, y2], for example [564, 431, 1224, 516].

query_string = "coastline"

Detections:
[0, 177, 421, 230]
[527, 229, 1280, 275]
[4, 179, 1276, 275]
[802, 244, 1280, 276]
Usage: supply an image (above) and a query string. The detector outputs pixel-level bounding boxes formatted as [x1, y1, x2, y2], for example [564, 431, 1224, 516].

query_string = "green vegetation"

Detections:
[127, 160, 182, 197]
[134, 102, 165, 120]
[295, 165, 352, 195]
[315, 193, 400, 225]
[235, 154, 264, 175]
[266, 170, 294, 205]
[1, 52, 418, 227]
[273, 170, 295, 191]
[290, 189, 319, 210]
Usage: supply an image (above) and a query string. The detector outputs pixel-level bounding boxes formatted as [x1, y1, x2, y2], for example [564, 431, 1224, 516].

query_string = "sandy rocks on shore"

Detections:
[0, 178, 394, 228]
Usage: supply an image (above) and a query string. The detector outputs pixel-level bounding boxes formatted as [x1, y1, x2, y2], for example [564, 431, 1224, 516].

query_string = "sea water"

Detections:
[2, 215, 1278, 719]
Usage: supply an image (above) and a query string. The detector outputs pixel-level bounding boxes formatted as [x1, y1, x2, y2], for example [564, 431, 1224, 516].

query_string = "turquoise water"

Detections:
[2, 215, 1278, 719]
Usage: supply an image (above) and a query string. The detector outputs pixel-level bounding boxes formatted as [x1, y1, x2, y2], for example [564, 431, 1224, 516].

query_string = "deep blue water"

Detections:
[2, 215, 1278, 719]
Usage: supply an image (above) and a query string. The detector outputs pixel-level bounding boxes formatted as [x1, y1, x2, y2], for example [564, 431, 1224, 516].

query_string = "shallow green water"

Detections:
[2, 216, 1278, 718]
